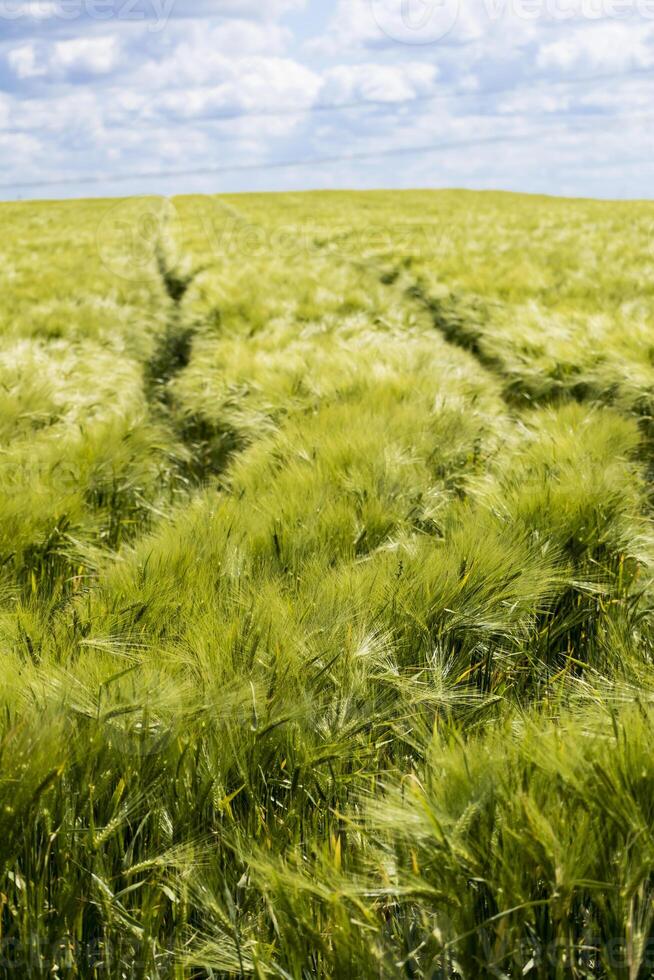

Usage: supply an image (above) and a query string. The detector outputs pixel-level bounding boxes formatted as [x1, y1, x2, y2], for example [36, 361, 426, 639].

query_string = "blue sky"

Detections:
[0, 0, 653, 200]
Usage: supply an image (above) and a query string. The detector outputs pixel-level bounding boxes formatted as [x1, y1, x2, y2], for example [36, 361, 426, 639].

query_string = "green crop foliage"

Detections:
[1, 189, 654, 977]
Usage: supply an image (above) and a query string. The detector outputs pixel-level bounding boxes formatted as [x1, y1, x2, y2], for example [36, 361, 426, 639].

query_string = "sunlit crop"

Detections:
[1, 189, 654, 977]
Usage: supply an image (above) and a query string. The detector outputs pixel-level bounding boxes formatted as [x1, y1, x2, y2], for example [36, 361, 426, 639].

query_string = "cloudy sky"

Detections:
[0, 0, 653, 200]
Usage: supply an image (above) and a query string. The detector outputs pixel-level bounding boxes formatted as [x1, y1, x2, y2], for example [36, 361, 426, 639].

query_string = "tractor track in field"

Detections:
[162, 202, 581, 416]
[145, 233, 246, 485]
[389, 264, 654, 493]
[282, 223, 516, 402]
[396, 271, 598, 410]
[335, 245, 518, 405]
[402, 278, 508, 384]
[153, 209, 654, 509]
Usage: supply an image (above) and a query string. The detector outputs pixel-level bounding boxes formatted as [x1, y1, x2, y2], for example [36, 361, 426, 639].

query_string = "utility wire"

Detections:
[0, 134, 523, 191]
[1, 65, 652, 192]
[2, 106, 650, 193]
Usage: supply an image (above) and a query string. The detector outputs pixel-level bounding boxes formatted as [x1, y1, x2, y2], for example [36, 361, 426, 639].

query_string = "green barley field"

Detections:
[2, 189, 654, 977]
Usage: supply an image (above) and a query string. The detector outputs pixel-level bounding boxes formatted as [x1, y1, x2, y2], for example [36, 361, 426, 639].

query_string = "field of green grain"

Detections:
[2, 189, 654, 977]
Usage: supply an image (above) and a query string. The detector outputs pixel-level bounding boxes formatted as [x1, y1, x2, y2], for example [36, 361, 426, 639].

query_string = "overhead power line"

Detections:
[2, 103, 651, 193]
[0, 134, 523, 192]
[1, 65, 651, 193]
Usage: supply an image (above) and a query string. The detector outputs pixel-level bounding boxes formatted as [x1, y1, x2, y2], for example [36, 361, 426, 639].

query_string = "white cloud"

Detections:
[321, 62, 439, 103]
[0, 93, 9, 127]
[52, 36, 121, 75]
[1, 1, 653, 199]
[312, 0, 536, 55]
[204, 19, 292, 55]
[7, 35, 121, 80]
[537, 21, 654, 71]
[131, 21, 300, 88]
[7, 43, 43, 79]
